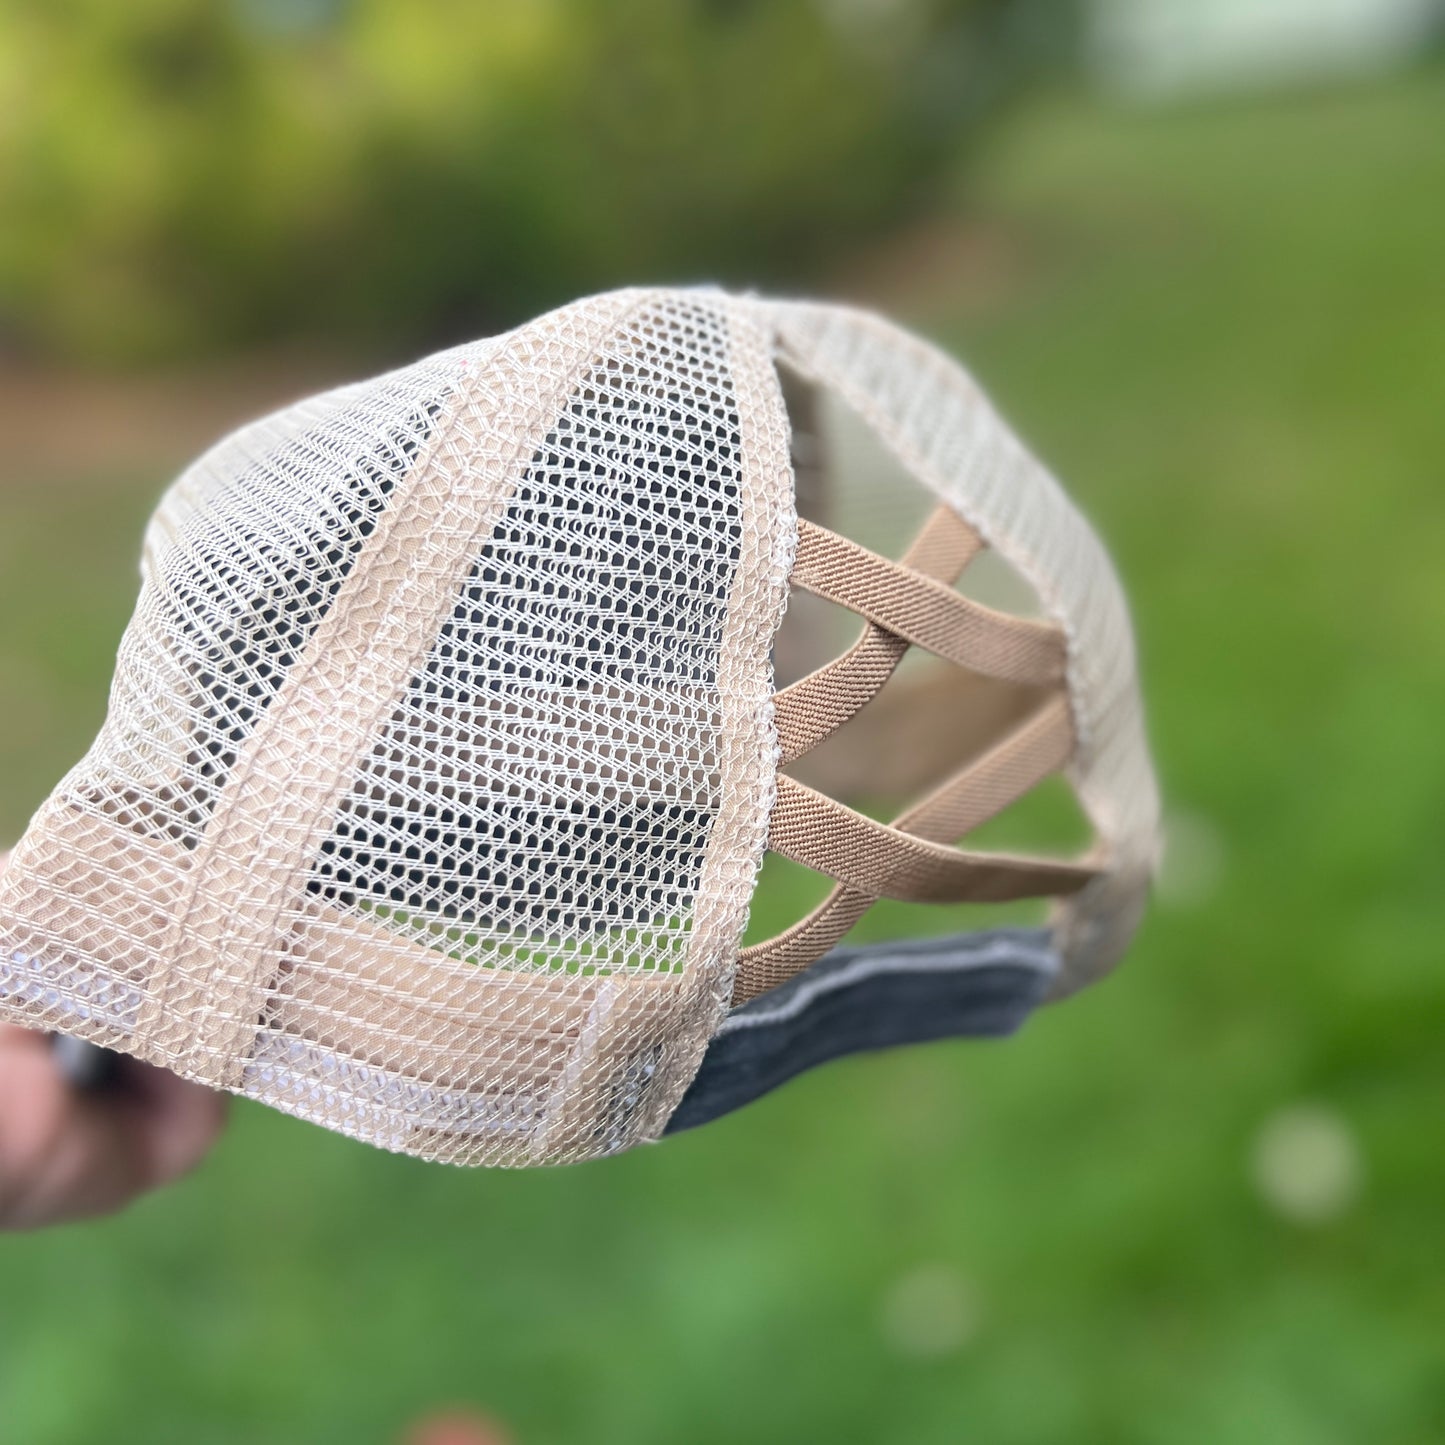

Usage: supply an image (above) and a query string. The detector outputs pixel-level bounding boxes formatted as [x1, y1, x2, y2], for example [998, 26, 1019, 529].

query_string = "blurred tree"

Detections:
[0, 0, 1019, 363]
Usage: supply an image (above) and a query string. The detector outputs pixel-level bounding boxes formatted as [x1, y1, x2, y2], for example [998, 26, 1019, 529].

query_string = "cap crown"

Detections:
[0, 289, 1157, 1164]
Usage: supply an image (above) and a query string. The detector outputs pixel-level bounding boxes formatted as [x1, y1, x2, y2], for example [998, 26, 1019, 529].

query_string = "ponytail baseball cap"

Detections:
[0, 289, 1158, 1165]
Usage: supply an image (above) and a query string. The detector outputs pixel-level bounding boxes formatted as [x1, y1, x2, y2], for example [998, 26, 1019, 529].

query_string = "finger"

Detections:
[0, 1021, 56, 1056]
[116, 1057, 229, 1187]
[0, 1032, 149, 1227]
[0, 845, 225, 1223]
[0, 1027, 226, 1227]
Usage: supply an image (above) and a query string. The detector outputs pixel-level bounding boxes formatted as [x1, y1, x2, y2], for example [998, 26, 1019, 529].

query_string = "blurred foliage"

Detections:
[0, 0, 1024, 363]
[2, 69, 1442, 1445]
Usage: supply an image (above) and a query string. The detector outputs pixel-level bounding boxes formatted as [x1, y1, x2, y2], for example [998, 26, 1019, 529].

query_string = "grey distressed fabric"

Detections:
[667, 928, 1058, 1133]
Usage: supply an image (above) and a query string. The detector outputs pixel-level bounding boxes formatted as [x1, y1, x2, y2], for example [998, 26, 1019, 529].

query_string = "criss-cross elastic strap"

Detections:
[790, 520, 1068, 687]
[773, 506, 980, 763]
[733, 506, 1094, 1006]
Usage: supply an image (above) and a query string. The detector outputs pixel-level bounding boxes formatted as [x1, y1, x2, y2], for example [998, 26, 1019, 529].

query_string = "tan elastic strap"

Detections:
[736, 499, 1081, 1006]
[734, 691, 1078, 1004]
[768, 771, 1094, 903]
[791, 519, 1067, 688]
[775, 505, 981, 764]
[897, 691, 1077, 844]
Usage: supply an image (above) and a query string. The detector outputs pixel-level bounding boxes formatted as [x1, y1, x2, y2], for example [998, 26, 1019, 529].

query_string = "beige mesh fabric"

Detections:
[0, 287, 1158, 1166]
[756, 299, 1161, 996]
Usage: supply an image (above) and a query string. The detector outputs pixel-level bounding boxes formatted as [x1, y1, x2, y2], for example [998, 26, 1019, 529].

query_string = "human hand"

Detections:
[0, 849, 227, 1230]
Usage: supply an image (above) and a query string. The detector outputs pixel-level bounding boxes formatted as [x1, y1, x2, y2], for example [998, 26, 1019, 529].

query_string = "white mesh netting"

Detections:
[0, 291, 793, 1164]
[0, 287, 1155, 1165]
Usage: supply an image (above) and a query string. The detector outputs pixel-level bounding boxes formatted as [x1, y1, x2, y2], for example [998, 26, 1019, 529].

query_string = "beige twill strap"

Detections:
[766, 772, 1094, 905]
[773, 505, 981, 763]
[734, 488, 1092, 1006]
[734, 691, 1079, 1003]
[790, 520, 1067, 687]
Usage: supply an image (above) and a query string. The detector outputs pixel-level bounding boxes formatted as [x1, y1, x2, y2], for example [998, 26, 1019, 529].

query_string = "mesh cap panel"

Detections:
[0, 288, 1157, 1165]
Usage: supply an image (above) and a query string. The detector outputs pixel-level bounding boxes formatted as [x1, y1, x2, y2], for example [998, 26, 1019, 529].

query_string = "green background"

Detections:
[2, 53, 1443, 1445]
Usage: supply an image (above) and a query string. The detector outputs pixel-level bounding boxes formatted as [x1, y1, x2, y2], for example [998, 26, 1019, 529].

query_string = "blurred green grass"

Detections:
[2, 74, 1443, 1445]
